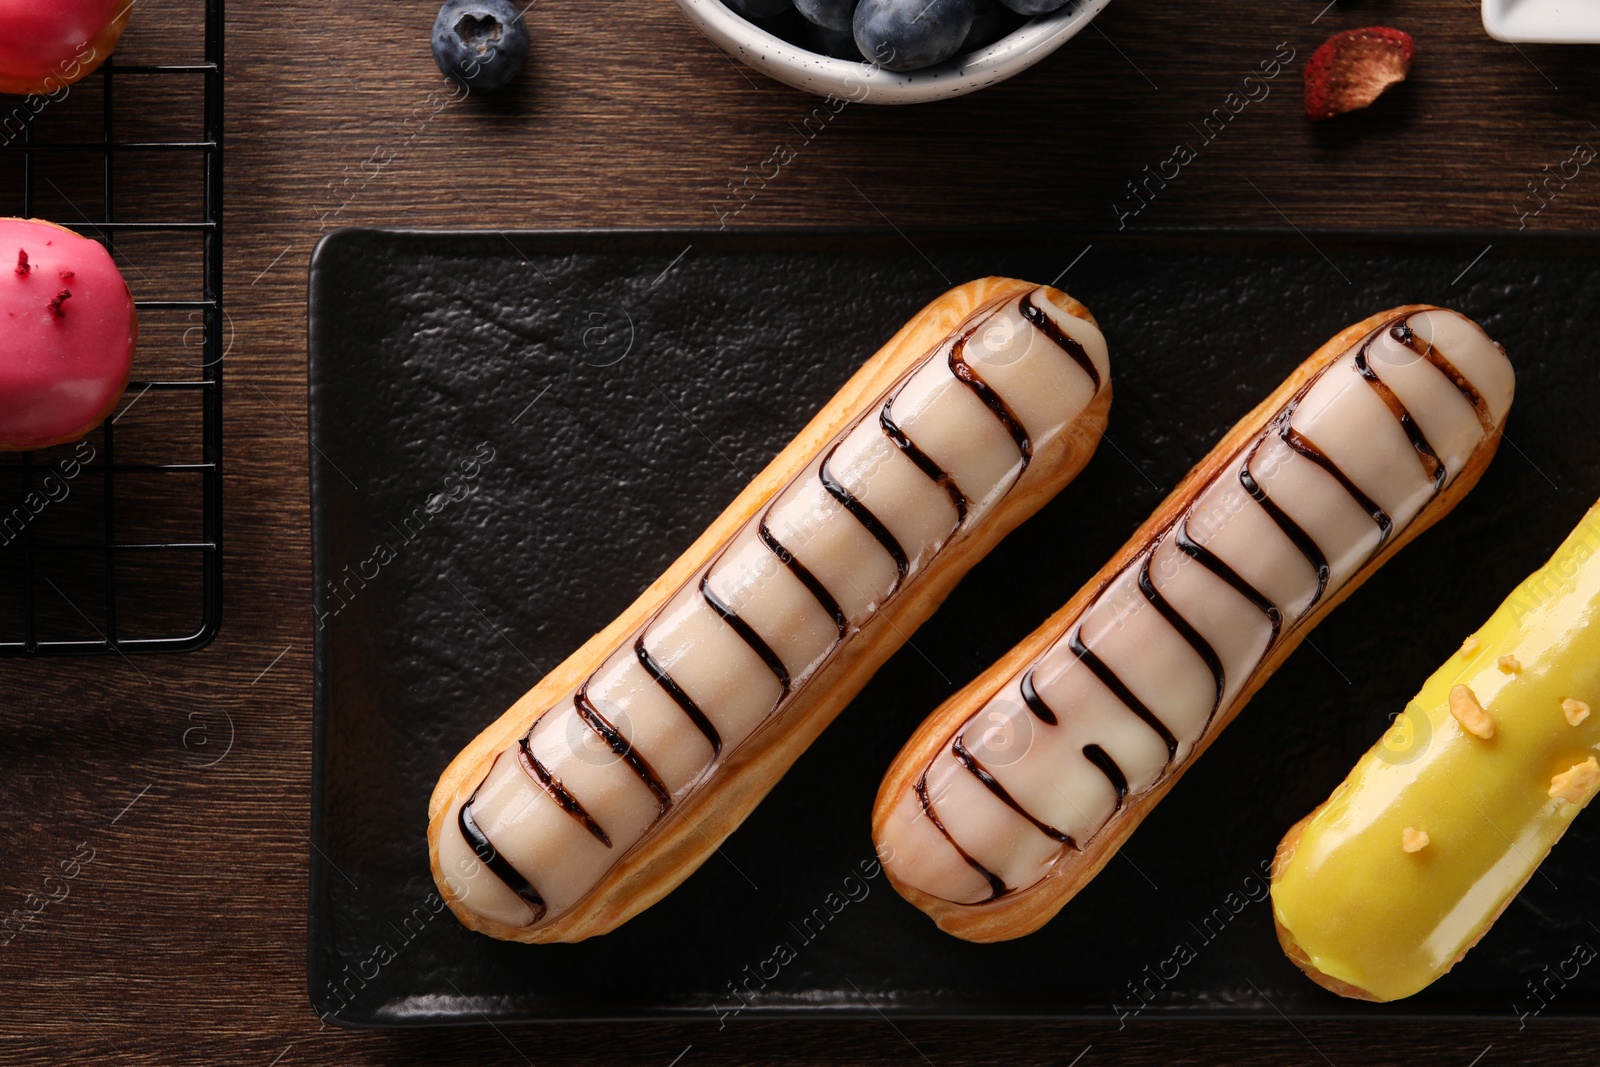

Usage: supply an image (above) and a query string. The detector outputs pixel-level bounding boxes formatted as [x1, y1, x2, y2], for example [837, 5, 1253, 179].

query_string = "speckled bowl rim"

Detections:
[672, 0, 1114, 104]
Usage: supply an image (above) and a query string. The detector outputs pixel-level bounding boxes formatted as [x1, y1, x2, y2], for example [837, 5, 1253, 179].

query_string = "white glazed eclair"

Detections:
[429, 278, 1113, 942]
[1273, 499, 1600, 1002]
[873, 305, 1515, 942]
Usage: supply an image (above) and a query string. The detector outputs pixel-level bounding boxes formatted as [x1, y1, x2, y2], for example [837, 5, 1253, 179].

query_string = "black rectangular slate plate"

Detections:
[308, 227, 1600, 1028]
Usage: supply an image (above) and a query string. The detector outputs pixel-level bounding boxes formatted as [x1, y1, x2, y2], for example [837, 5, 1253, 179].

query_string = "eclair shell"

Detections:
[429, 277, 1112, 943]
[873, 305, 1511, 943]
[1272, 501, 1600, 1002]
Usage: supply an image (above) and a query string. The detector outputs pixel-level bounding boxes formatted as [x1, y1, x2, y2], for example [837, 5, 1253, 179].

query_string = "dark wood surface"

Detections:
[4, 0, 1599, 1062]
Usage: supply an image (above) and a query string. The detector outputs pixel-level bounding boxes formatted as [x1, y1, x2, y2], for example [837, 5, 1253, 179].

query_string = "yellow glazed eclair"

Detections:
[873, 306, 1514, 942]
[1273, 499, 1600, 1002]
[429, 278, 1112, 943]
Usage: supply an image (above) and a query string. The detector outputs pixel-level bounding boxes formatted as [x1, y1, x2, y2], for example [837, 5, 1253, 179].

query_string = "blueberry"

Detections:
[796, 18, 864, 58]
[721, 0, 795, 19]
[794, 0, 856, 32]
[995, 0, 1074, 14]
[961, 0, 1023, 51]
[432, 0, 529, 92]
[853, 0, 977, 71]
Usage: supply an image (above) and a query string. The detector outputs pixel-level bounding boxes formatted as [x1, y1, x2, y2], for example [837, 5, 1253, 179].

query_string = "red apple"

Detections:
[0, 0, 131, 97]
[0, 218, 137, 452]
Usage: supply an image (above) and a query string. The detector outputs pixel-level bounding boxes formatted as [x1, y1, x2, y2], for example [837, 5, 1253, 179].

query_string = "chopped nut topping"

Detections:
[1459, 635, 1480, 657]
[1563, 699, 1591, 727]
[1549, 757, 1600, 805]
[1498, 654, 1522, 674]
[1401, 827, 1430, 853]
[1449, 684, 1495, 740]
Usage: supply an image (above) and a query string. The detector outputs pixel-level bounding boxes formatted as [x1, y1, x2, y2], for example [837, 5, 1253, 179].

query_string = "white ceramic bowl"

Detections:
[1483, 0, 1600, 42]
[673, 0, 1114, 105]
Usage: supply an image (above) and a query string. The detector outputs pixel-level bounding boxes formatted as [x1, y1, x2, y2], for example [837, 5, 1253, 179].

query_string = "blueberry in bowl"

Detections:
[725, 0, 797, 15]
[853, 0, 979, 71]
[673, 0, 1111, 102]
[432, 0, 530, 92]
[794, 0, 856, 32]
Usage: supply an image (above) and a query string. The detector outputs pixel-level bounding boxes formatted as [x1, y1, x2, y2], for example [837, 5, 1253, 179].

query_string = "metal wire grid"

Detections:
[0, 0, 223, 654]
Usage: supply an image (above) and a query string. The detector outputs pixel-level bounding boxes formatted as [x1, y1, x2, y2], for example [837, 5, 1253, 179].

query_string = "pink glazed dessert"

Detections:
[0, 218, 136, 451]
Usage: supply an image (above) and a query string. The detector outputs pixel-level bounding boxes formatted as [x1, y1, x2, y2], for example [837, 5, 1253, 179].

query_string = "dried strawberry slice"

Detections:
[1303, 26, 1416, 122]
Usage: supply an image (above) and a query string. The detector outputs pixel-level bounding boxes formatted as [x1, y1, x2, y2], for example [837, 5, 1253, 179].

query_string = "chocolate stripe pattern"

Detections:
[574, 685, 673, 818]
[820, 440, 912, 586]
[449, 287, 1109, 928]
[890, 308, 1514, 907]
[1068, 631, 1181, 761]
[917, 774, 1008, 899]
[635, 636, 722, 756]
[1173, 521, 1284, 639]
[517, 736, 611, 847]
[1239, 438, 1333, 603]
[881, 401, 969, 523]
[1019, 667, 1058, 725]
[699, 574, 792, 694]
[949, 327, 1033, 463]
[953, 735, 1075, 845]
[758, 518, 849, 638]
[1081, 744, 1128, 809]
[1136, 555, 1225, 719]
[458, 755, 548, 920]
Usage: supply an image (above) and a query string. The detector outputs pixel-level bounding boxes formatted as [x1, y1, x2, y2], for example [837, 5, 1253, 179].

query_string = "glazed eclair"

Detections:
[873, 305, 1515, 942]
[1273, 499, 1600, 1002]
[429, 277, 1113, 942]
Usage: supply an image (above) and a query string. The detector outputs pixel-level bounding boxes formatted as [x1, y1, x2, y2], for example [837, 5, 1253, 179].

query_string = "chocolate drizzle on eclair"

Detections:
[699, 573, 792, 695]
[820, 440, 912, 588]
[757, 517, 849, 639]
[953, 734, 1075, 846]
[1388, 321, 1494, 431]
[1019, 666, 1058, 725]
[1137, 552, 1225, 721]
[1173, 521, 1284, 640]
[916, 772, 1008, 902]
[1354, 334, 1447, 489]
[1081, 744, 1129, 810]
[1068, 630, 1182, 761]
[881, 399, 969, 524]
[920, 312, 1502, 904]
[458, 754, 548, 922]
[518, 735, 612, 847]
[949, 329, 1033, 465]
[1020, 292, 1101, 390]
[635, 636, 722, 757]
[1240, 435, 1333, 604]
[457, 287, 1105, 924]
[575, 684, 672, 818]
[1281, 418, 1394, 543]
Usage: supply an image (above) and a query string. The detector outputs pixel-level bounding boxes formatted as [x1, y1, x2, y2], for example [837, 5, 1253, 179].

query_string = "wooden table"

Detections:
[4, 0, 1598, 1062]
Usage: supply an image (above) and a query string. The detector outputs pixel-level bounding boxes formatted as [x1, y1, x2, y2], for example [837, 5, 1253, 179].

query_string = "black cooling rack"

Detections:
[0, 0, 223, 654]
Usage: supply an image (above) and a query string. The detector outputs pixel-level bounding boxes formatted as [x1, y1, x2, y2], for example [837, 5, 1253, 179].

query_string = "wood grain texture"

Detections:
[1, 0, 1597, 1061]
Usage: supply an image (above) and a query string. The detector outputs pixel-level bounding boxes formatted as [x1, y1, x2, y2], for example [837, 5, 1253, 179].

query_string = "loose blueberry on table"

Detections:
[432, 0, 530, 92]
